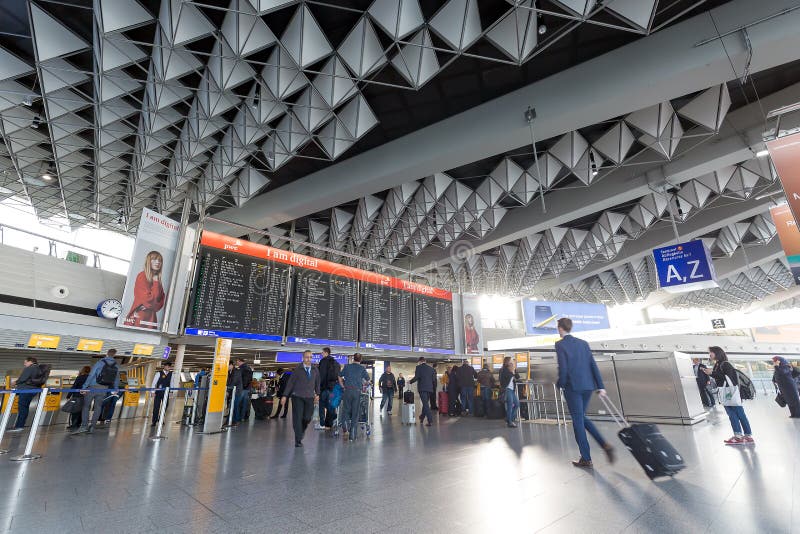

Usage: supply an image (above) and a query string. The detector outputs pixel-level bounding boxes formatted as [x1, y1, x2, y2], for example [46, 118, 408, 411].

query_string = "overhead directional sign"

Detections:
[653, 239, 717, 293]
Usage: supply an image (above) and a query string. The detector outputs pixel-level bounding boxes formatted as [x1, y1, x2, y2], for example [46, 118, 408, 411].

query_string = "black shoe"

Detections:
[572, 459, 593, 468]
[295, 442, 303, 448]
[280, 415, 287, 419]
[603, 444, 616, 464]
[507, 422, 517, 428]
[151, 422, 157, 427]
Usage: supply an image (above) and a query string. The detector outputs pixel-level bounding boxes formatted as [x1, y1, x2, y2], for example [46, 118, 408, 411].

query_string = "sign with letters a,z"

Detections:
[653, 239, 718, 293]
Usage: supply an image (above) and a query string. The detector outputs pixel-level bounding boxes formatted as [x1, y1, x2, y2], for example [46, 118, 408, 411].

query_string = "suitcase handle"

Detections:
[598, 393, 628, 429]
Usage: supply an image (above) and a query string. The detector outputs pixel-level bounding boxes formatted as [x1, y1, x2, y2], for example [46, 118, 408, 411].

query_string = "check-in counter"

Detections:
[613, 351, 706, 425]
[529, 353, 623, 417]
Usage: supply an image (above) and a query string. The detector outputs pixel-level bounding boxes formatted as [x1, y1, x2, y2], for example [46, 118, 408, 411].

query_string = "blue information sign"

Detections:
[652, 239, 717, 293]
[275, 352, 349, 365]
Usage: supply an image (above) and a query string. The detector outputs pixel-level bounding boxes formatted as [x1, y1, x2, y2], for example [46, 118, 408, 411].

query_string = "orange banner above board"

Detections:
[199, 231, 452, 300]
[27, 334, 60, 349]
[767, 132, 800, 225]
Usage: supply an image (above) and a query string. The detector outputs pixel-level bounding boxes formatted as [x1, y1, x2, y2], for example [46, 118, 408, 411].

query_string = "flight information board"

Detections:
[359, 281, 413, 351]
[286, 268, 358, 347]
[412, 288, 455, 354]
[185, 231, 455, 353]
[185, 245, 289, 341]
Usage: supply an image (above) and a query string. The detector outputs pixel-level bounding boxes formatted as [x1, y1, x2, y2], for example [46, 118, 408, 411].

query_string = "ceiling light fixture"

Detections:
[41, 173, 53, 181]
[22, 96, 33, 107]
[755, 149, 769, 158]
[31, 116, 41, 129]
[538, 24, 547, 35]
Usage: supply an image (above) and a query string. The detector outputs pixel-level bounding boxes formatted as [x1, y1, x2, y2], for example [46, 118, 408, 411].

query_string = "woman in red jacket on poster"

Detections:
[124, 251, 166, 329]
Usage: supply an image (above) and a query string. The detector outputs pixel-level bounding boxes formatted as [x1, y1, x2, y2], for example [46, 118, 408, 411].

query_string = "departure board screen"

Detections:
[412, 290, 455, 354]
[186, 245, 289, 341]
[286, 268, 358, 347]
[359, 281, 413, 351]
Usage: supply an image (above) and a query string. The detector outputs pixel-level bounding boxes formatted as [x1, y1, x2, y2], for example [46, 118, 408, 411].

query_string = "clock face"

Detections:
[99, 299, 122, 319]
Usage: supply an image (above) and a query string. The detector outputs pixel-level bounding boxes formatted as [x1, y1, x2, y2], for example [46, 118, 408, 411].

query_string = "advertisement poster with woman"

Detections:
[461, 294, 483, 355]
[117, 208, 180, 331]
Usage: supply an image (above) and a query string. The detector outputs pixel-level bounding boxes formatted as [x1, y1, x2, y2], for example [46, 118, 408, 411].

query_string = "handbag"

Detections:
[718, 375, 742, 407]
[775, 392, 787, 408]
[61, 396, 84, 414]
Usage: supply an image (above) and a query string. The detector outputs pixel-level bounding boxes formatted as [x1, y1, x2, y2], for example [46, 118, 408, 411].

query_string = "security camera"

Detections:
[50, 285, 70, 299]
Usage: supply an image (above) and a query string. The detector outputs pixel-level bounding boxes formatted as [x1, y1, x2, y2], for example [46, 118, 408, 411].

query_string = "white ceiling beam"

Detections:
[207, 0, 800, 235]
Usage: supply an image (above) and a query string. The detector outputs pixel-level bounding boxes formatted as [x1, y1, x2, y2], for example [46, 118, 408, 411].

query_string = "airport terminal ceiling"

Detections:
[1, 0, 800, 310]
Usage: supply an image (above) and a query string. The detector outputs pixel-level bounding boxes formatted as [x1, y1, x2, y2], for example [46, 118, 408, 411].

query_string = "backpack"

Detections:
[735, 369, 755, 400]
[29, 364, 52, 387]
[330, 383, 343, 409]
[97, 360, 118, 386]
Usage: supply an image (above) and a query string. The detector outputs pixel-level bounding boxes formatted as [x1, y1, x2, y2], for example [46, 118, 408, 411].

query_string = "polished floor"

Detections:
[0, 396, 797, 533]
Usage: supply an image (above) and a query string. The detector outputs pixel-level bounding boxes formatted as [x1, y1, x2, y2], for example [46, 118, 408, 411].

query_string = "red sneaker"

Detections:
[741, 435, 755, 443]
[724, 436, 744, 445]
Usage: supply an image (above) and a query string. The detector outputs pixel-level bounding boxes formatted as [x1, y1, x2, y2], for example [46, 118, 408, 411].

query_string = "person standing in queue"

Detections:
[477, 364, 496, 413]
[773, 356, 800, 418]
[410, 356, 436, 426]
[339, 353, 371, 441]
[397, 373, 406, 401]
[555, 318, 615, 469]
[234, 358, 253, 424]
[150, 361, 178, 427]
[456, 360, 478, 415]
[71, 349, 120, 435]
[705, 346, 754, 444]
[9, 356, 44, 432]
[378, 365, 397, 416]
[448, 365, 460, 415]
[499, 358, 520, 428]
[317, 347, 340, 429]
[66, 366, 91, 430]
[281, 351, 320, 447]
[692, 358, 715, 408]
[226, 362, 243, 427]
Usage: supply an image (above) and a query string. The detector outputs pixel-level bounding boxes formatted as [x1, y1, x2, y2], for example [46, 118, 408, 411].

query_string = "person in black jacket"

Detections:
[397, 374, 405, 401]
[270, 369, 291, 419]
[448, 366, 460, 416]
[67, 366, 91, 430]
[234, 358, 253, 424]
[9, 356, 43, 432]
[225, 362, 243, 427]
[772, 356, 800, 418]
[280, 351, 320, 447]
[499, 357, 521, 427]
[705, 346, 754, 445]
[692, 358, 715, 407]
[378, 365, 397, 416]
[456, 361, 478, 415]
[410, 357, 436, 426]
[317, 348, 340, 429]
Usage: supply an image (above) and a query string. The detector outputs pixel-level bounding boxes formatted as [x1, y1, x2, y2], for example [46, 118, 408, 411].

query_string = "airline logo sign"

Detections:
[767, 132, 800, 225]
[653, 239, 718, 293]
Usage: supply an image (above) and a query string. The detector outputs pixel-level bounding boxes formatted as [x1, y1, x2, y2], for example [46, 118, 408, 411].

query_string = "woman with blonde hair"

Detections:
[499, 356, 521, 428]
[124, 250, 166, 329]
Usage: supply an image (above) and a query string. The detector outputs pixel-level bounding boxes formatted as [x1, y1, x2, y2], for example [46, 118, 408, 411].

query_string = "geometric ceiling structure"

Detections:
[0, 0, 737, 234]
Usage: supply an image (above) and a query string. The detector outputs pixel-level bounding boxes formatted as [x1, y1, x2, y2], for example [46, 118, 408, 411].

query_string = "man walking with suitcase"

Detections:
[410, 357, 436, 426]
[555, 318, 615, 469]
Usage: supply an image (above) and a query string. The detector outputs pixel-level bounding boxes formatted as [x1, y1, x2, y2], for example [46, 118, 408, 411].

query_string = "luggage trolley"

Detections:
[334, 383, 373, 438]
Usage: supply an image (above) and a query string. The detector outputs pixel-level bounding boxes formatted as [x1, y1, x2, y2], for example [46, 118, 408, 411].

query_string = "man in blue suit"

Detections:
[555, 318, 615, 469]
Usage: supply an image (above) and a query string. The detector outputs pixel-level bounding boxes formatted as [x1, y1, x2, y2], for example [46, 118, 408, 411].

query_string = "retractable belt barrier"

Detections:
[0, 387, 211, 461]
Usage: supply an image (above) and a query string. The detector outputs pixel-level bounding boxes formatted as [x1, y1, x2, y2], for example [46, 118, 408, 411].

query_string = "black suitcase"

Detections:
[600, 396, 685, 479]
[519, 401, 529, 420]
[403, 391, 414, 404]
[251, 397, 272, 420]
[487, 399, 506, 419]
[473, 397, 485, 417]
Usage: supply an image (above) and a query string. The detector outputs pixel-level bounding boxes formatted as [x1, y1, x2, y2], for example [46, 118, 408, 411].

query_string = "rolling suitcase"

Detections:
[251, 397, 272, 420]
[600, 396, 685, 480]
[487, 399, 505, 419]
[438, 392, 448, 415]
[403, 391, 414, 404]
[401, 402, 416, 425]
[472, 397, 485, 417]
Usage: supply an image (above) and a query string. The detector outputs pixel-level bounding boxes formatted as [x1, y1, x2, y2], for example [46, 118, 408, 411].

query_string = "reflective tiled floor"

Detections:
[0, 397, 797, 533]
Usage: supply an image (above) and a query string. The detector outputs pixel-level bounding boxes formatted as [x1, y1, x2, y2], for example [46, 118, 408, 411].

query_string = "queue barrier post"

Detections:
[150, 387, 170, 441]
[0, 391, 16, 454]
[226, 386, 236, 430]
[10, 388, 48, 461]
